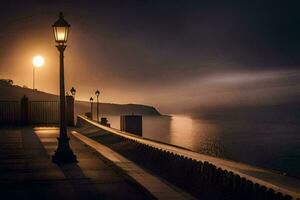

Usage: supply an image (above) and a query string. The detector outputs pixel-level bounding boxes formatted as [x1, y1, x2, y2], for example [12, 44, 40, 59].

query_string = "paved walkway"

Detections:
[78, 115, 300, 199]
[72, 131, 196, 200]
[0, 127, 154, 200]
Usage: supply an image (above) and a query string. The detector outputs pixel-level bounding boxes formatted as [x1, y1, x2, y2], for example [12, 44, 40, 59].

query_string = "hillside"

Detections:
[0, 80, 161, 116]
[75, 101, 161, 116]
[0, 80, 58, 101]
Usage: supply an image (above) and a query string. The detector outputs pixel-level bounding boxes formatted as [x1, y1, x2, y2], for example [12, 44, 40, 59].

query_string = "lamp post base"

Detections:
[52, 137, 77, 164]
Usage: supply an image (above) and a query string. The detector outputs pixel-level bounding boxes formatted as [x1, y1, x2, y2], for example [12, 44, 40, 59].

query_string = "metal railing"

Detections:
[0, 96, 74, 126]
[0, 101, 20, 124]
[29, 101, 59, 124]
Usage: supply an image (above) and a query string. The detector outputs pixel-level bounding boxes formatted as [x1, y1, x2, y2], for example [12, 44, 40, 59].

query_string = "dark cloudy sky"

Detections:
[0, 0, 300, 113]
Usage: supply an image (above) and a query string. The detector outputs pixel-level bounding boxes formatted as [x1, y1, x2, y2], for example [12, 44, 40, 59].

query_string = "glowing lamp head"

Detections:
[32, 56, 44, 68]
[53, 12, 70, 45]
[90, 97, 93, 102]
[70, 87, 76, 96]
[95, 90, 100, 97]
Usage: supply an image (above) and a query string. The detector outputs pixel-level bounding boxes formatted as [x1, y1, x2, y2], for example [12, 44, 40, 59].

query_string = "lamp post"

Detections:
[52, 12, 77, 163]
[95, 90, 100, 122]
[90, 97, 93, 120]
[70, 87, 76, 97]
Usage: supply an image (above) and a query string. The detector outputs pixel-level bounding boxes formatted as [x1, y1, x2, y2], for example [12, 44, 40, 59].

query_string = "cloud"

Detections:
[150, 69, 300, 112]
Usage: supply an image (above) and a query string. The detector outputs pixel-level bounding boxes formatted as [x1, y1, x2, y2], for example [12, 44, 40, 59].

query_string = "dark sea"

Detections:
[105, 106, 300, 177]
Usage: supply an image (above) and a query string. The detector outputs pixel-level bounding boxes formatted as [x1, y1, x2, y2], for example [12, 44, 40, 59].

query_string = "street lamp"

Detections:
[70, 87, 76, 96]
[90, 97, 94, 120]
[95, 89, 100, 122]
[52, 12, 77, 163]
[32, 55, 44, 90]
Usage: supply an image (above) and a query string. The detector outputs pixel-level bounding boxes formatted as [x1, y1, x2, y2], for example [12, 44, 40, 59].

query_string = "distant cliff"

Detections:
[0, 80, 161, 116]
[75, 101, 160, 116]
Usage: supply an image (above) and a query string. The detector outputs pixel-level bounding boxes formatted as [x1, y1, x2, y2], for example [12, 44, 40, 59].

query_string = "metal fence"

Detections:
[0, 96, 74, 126]
[29, 101, 59, 124]
[0, 101, 20, 125]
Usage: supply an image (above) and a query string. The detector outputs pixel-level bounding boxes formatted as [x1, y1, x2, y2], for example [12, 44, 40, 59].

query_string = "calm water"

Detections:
[106, 115, 300, 176]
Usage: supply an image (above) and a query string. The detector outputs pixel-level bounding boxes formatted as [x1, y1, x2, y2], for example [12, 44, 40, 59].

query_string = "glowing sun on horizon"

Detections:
[32, 55, 45, 67]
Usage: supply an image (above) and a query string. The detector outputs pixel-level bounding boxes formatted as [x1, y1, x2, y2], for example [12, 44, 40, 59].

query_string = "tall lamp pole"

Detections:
[52, 12, 77, 163]
[95, 90, 100, 122]
[90, 97, 94, 120]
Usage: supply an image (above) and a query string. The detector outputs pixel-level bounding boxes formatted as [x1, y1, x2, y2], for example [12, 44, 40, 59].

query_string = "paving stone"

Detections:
[0, 127, 153, 200]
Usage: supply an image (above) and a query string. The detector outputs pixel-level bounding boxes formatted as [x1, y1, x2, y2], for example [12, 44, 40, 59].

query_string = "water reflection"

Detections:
[167, 115, 223, 157]
[169, 115, 193, 149]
